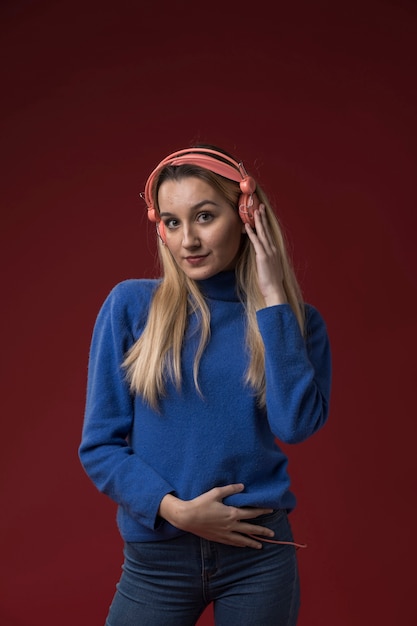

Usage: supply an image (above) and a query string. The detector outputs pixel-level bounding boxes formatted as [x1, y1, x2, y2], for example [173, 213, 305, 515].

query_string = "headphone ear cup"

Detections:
[240, 176, 256, 195]
[238, 192, 260, 228]
[157, 220, 167, 245]
[147, 206, 158, 223]
[147, 204, 166, 244]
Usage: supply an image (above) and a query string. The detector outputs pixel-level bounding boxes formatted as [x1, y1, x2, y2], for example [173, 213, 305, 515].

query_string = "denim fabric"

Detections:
[105, 510, 300, 626]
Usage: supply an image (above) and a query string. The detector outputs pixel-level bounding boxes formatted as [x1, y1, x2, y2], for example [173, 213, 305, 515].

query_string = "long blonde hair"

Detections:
[123, 159, 305, 410]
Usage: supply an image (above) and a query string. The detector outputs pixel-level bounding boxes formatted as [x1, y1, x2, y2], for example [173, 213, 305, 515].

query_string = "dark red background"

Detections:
[1, 1, 416, 624]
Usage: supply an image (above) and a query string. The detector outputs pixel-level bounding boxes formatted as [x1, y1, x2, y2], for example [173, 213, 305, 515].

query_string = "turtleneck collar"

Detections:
[196, 271, 240, 302]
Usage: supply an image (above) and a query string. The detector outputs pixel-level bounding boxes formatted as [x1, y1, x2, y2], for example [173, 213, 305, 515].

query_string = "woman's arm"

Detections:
[258, 303, 331, 443]
[79, 281, 176, 531]
[246, 204, 332, 443]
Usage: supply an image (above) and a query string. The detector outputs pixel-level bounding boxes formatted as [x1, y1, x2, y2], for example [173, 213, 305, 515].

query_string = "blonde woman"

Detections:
[79, 145, 332, 626]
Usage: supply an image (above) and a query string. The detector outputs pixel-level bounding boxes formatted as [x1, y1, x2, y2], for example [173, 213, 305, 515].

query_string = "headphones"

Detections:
[142, 147, 260, 244]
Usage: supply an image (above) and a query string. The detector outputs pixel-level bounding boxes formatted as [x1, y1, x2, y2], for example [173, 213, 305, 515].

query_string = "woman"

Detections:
[79, 145, 332, 625]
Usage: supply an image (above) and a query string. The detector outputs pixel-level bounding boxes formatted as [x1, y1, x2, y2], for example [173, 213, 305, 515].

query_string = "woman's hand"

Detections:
[159, 483, 275, 549]
[245, 204, 288, 307]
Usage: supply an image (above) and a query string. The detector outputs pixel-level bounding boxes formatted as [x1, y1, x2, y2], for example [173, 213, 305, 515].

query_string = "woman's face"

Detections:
[157, 176, 245, 280]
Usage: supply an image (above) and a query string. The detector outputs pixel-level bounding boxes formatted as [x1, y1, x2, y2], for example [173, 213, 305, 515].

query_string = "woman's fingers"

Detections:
[245, 205, 287, 305]
[173, 485, 276, 548]
[210, 483, 245, 500]
[253, 204, 271, 245]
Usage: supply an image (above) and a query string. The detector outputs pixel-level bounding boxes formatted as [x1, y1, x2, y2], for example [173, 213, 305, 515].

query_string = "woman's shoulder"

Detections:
[108, 278, 161, 302]
[98, 278, 161, 324]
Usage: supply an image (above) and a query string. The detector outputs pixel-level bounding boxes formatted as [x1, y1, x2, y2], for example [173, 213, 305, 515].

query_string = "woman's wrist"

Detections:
[158, 493, 186, 527]
[263, 285, 288, 307]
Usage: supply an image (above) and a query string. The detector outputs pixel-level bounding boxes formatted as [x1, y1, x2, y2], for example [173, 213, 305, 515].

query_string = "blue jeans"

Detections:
[105, 510, 300, 626]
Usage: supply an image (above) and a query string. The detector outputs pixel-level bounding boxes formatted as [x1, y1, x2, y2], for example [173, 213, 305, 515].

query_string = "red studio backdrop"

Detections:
[1, 1, 416, 625]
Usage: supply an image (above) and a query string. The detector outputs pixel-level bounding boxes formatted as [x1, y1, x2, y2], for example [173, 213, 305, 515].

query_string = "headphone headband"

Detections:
[142, 147, 259, 242]
[143, 148, 250, 209]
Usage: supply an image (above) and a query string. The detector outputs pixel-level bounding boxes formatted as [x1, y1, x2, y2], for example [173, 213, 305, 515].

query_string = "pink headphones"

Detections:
[143, 147, 260, 244]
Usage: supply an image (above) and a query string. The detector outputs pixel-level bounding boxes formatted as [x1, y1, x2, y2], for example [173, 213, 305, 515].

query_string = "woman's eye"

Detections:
[197, 212, 213, 223]
[165, 218, 179, 229]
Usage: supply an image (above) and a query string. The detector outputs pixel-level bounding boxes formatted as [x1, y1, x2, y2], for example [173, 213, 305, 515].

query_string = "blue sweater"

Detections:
[79, 271, 331, 542]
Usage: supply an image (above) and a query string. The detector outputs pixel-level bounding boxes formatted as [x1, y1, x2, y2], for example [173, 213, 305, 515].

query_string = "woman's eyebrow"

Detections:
[159, 199, 219, 217]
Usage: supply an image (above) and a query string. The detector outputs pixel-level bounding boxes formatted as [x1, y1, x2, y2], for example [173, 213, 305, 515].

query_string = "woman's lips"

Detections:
[185, 254, 209, 265]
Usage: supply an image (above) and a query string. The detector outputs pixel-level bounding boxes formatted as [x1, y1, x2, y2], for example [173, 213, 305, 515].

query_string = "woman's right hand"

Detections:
[158, 483, 275, 549]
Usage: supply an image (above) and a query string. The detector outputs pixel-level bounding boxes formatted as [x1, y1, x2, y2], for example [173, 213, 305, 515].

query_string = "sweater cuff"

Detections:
[256, 304, 304, 349]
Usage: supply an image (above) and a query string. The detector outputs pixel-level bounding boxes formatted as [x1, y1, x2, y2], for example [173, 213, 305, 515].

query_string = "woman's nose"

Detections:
[182, 223, 200, 248]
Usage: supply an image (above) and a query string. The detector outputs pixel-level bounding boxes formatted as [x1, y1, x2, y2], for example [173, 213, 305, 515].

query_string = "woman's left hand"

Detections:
[245, 204, 288, 307]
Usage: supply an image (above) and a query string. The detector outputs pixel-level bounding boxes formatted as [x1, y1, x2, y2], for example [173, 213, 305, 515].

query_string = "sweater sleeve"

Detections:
[256, 303, 332, 444]
[78, 282, 175, 530]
